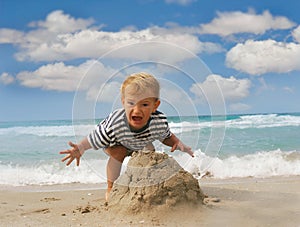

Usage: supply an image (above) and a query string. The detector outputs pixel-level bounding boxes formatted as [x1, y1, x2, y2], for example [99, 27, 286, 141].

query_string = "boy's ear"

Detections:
[121, 97, 125, 106]
[153, 99, 160, 112]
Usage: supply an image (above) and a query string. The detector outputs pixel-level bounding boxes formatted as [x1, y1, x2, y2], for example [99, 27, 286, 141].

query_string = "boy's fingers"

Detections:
[184, 147, 194, 157]
[187, 150, 194, 157]
[170, 144, 177, 152]
[59, 141, 76, 155]
[76, 158, 80, 166]
[67, 157, 74, 166]
[61, 155, 70, 162]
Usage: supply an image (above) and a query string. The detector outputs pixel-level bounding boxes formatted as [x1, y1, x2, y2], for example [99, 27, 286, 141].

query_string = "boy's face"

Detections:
[122, 92, 160, 131]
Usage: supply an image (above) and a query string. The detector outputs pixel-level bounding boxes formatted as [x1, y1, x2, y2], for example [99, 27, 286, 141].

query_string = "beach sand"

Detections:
[1, 176, 300, 227]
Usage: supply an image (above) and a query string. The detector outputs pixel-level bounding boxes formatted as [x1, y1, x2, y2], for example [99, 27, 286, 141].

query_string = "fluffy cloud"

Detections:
[28, 10, 95, 33]
[292, 26, 300, 43]
[0, 73, 15, 85]
[0, 29, 24, 44]
[199, 10, 295, 36]
[0, 10, 95, 60]
[0, 10, 222, 63]
[190, 74, 251, 103]
[16, 60, 115, 92]
[226, 39, 300, 75]
[16, 29, 212, 62]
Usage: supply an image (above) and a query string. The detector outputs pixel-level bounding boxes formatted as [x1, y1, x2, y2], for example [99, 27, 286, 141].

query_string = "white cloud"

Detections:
[0, 72, 15, 85]
[16, 28, 221, 63]
[3, 11, 96, 48]
[0, 29, 24, 44]
[165, 0, 197, 6]
[16, 60, 115, 92]
[28, 10, 95, 33]
[292, 26, 300, 43]
[148, 26, 224, 53]
[199, 10, 295, 36]
[226, 39, 300, 75]
[190, 74, 251, 103]
[16, 30, 194, 61]
[0, 10, 221, 63]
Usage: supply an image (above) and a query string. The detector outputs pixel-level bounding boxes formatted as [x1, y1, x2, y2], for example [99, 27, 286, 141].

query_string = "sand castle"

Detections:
[108, 151, 205, 214]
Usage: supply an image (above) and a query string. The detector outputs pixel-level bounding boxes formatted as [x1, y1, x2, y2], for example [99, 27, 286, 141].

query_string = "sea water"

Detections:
[0, 113, 300, 186]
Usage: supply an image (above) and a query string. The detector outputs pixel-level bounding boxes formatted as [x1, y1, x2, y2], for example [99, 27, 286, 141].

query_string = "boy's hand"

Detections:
[170, 140, 194, 157]
[59, 141, 82, 166]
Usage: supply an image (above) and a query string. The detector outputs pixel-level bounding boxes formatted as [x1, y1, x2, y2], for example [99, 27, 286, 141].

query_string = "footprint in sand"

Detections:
[21, 208, 50, 216]
[40, 197, 61, 202]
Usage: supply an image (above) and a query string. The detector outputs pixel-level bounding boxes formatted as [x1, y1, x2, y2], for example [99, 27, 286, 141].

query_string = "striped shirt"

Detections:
[87, 108, 172, 151]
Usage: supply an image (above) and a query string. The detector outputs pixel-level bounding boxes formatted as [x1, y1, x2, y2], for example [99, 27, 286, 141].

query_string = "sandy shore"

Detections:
[1, 176, 300, 227]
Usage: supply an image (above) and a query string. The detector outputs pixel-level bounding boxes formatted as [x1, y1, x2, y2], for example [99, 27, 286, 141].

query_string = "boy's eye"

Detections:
[142, 103, 149, 107]
[127, 101, 135, 106]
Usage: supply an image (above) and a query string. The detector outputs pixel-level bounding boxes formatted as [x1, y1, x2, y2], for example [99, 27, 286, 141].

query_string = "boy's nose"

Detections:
[132, 104, 141, 113]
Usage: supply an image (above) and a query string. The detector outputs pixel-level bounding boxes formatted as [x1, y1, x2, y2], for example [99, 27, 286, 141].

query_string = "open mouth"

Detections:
[132, 116, 143, 122]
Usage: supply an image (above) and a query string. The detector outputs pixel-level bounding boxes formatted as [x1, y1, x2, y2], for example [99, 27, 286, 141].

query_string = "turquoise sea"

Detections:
[0, 113, 300, 186]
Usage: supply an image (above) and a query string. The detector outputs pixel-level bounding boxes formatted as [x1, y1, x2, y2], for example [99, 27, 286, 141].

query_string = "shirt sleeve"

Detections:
[87, 117, 112, 150]
[152, 111, 172, 141]
[160, 121, 172, 141]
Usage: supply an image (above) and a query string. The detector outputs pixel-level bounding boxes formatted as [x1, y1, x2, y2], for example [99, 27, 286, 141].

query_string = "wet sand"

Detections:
[1, 176, 300, 227]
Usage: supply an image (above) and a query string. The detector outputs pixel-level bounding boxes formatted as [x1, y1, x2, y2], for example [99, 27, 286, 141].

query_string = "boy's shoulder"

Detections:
[111, 108, 125, 116]
[151, 110, 167, 120]
[152, 110, 164, 115]
[103, 108, 125, 124]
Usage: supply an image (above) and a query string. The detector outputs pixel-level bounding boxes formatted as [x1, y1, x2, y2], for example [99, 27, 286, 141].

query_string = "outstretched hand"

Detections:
[59, 141, 82, 166]
[170, 140, 194, 157]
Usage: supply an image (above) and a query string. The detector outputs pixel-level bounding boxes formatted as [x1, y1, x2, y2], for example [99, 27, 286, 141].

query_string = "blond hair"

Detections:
[121, 72, 160, 98]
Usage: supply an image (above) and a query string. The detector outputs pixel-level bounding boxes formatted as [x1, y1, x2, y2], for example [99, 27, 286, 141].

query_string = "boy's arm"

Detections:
[162, 134, 194, 157]
[59, 137, 92, 166]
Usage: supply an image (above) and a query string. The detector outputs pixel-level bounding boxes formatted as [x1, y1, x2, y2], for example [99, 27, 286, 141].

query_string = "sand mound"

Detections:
[108, 151, 205, 214]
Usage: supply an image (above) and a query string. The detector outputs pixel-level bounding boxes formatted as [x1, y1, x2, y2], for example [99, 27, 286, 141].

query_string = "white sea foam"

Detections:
[0, 124, 95, 137]
[177, 149, 300, 179]
[1, 149, 300, 186]
[0, 113, 299, 186]
[168, 114, 300, 134]
[0, 159, 108, 186]
[227, 114, 300, 129]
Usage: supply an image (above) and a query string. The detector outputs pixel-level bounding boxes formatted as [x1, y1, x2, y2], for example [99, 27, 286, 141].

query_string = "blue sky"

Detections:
[1, 0, 300, 121]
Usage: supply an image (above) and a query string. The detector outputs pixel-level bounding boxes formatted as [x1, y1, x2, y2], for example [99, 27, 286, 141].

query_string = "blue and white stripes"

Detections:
[87, 108, 171, 151]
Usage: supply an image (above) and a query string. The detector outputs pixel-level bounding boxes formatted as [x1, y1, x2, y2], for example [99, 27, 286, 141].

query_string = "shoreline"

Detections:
[0, 182, 107, 193]
[1, 174, 299, 192]
[1, 176, 300, 226]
